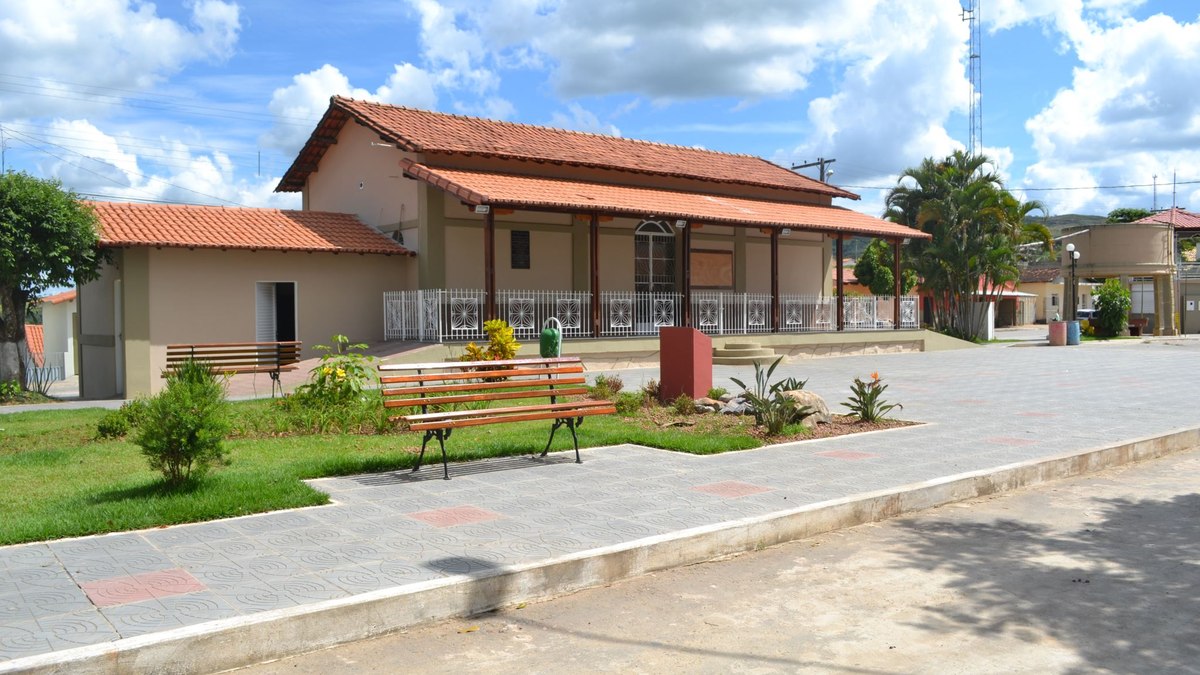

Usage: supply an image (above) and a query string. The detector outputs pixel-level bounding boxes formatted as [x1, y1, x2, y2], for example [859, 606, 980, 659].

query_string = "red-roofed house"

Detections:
[82, 97, 930, 398]
[35, 289, 77, 380]
[278, 96, 926, 342]
[79, 204, 413, 398]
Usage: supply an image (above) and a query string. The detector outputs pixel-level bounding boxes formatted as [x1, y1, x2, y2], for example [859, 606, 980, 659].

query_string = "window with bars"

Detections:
[510, 230, 530, 270]
[634, 220, 676, 292]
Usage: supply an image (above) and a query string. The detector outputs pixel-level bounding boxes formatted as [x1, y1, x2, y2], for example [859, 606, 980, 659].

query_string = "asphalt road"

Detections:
[238, 445, 1200, 674]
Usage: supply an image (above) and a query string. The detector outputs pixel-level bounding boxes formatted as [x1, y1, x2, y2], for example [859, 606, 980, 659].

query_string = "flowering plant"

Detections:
[841, 372, 902, 423]
[295, 334, 377, 405]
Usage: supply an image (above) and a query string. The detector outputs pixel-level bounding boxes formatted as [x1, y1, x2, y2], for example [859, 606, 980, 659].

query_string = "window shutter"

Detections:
[256, 283, 276, 342]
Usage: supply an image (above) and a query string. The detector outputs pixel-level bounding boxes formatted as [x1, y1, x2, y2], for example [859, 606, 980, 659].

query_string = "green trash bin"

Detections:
[539, 317, 562, 358]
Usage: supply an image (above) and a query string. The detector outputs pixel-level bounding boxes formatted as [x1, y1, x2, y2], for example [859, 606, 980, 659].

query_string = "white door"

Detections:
[255, 282, 276, 342]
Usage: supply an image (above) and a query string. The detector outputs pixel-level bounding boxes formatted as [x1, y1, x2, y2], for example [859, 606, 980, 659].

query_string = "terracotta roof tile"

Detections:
[279, 97, 856, 200]
[400, 160, 928, 240]
[1135, 207, 1200, 230]
[1020, 265, 1062, 283]
[39, 289, 76, 305]
[25, 325, 44, 366]
[89, 202, 414, 256]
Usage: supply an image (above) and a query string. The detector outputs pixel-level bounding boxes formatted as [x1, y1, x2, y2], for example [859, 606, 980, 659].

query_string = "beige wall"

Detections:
[84, 247, 411, 398]
[305, 123, 419, 233]
[1065, 222, 1174, 277]
[79, 254, 121, 399]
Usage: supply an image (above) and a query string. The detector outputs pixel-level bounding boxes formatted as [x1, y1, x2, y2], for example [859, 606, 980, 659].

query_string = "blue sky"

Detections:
[1, 0, 1198, 218]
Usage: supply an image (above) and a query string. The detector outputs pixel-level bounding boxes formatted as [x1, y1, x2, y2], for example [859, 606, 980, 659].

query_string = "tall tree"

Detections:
[0, 172, 105, 386]
[885, 151, 1043, 340]
[852, 238, 917, 296]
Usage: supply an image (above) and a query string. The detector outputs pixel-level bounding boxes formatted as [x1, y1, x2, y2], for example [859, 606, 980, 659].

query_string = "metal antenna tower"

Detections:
[962, 0, 982, 155]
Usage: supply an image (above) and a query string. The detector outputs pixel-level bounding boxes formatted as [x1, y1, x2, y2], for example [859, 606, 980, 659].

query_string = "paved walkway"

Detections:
[2, 337, 1199, 670]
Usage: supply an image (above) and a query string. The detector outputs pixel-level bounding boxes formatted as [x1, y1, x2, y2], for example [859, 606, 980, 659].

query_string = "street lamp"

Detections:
[1066, 243, 1081, 318]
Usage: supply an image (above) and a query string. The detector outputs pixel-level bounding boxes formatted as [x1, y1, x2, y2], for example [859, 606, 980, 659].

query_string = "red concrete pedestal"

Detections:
[659, 327, 712, 403]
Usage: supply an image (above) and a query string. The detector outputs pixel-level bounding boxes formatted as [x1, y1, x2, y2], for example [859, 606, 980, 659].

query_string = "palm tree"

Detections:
[886, 151, 1043, 340]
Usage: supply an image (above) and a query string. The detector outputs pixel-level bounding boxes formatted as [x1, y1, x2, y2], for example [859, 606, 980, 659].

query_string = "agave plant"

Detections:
[730, 357, 814, 435]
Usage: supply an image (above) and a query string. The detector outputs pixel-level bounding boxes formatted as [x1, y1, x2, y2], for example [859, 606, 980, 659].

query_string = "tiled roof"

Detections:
[39, 289, 76, 305]
[278, 96, 857, 200]
[1135, 207, 1200, 230]
[89, 202, 414, 256]
[1020, 265, 1062, 283]
[400, 160, 928, 240]
[25, 325, 44, 366]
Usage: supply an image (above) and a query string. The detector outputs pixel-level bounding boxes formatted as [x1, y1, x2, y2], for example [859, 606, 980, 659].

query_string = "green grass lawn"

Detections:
[0, 400, 762, 545]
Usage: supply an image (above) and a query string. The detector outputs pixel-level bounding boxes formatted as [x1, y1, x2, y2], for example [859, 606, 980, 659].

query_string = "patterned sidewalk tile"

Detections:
[81, 568, 206, 608]
[407, 505, 504, 528]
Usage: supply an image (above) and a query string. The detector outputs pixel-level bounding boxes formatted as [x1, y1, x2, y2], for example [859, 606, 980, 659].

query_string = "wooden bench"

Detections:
[164, 341, 302, 396]
[380, 356, 616, 480]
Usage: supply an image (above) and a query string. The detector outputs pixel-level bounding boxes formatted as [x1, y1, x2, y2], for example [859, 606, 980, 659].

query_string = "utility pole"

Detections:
[962, 0, 982, 156]
[1153, 174, 1158, 211]
[791, 157, 836, 183]
[1, 125, 6, 174]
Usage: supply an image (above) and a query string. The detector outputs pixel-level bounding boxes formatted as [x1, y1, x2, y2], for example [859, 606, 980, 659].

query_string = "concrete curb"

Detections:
[7, 425, 1198, 675]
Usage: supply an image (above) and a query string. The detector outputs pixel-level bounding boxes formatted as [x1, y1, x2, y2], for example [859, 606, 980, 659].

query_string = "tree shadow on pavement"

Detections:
[892, 494, 1200, 674]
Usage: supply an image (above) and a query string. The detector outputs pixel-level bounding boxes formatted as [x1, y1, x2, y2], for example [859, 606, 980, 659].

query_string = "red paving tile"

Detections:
[692, 481, 773, 498]
[81, 568, 206, 608]
[408, 505, 503, 528]
[814, 450, 879, 461]
[986, 436, 1037, 446]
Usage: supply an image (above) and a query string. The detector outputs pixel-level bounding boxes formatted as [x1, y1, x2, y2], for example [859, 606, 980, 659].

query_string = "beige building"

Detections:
[81, 97, 930, 398]
[277, 96, 927, 343]
[79, 204, 413, 398]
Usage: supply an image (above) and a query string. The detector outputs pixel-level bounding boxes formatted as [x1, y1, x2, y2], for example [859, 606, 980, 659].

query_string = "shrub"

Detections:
[776, 376, 808, 392]
[590, 373, 624, 400]
[462, 319, 521, 362]
[96, 398, 150, 439]
[641, 378, 661, 405]
[1093, 278, 1132, 337]
[842, 372, 902, 423]
[134, 359, 230, 485]
[707, 387, 728, 400]
[730, 357, 814, 435]
[614, 391, 644, 415]
[0, 379, 20, 402]
[671, 393, 694, 416]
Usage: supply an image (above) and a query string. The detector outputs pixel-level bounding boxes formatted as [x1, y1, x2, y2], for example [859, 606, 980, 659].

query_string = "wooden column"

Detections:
[836, 234, 845, 331]
[483, 207, 496, 321]
[681, 221, 692, 327]
[770, 227, 780, 331]
[893, 238, 902, 330]
[590, 213, 600, 337]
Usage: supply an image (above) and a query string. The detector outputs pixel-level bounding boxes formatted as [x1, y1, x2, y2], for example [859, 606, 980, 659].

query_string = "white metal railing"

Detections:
[497, 289, 593, 340]
[691, 292, 773, 335]
[599, 291, 683, 337]
[384, 290, 920, 341]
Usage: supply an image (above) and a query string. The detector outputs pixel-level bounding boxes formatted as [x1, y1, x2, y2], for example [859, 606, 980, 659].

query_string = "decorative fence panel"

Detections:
[385, 290, 920, 341]
[691, 292, 773, 335]
[598, 292, 683, 337]
[496, 290, 593, 340]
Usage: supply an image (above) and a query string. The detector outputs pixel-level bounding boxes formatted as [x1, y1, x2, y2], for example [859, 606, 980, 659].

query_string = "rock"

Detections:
[693, 402, 717, 414]
[720, 400, 754, 415]
[781, 389, 832, 424]
[695, 397, 722, 407]
[718, 393, 736, 403]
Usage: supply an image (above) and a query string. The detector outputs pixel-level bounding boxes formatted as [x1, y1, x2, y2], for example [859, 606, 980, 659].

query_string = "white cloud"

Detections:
[548, 103, 621, 136]
[0, 0, 241, 118]
[262, 63, 441, 154]
[1019, 11, 1200, 213]
[32, 119, 297, 209]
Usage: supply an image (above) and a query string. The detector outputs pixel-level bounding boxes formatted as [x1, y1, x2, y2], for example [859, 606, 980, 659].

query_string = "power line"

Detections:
[4, 126, 245, 206]
[837, 179, 1200, 192]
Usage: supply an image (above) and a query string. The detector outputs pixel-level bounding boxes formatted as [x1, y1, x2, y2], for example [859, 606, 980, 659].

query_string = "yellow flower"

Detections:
[336, 368, 346, 379]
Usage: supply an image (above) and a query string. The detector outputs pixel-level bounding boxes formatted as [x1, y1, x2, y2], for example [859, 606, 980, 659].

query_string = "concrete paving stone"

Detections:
[0, 620, 55, 661]
[210, 581, 301, 614]
[323, 565, 393, 595]
[244, 555, 310, 582]
[260, 575, 349, 604]
[0, 544, 57, 570]
[99, 599, 187, 638]
[56, 554, 126, 583]
[184, 522, 245, 543]
[0, 592, 34, 623]
[19, 586, 95, 616]
[154, 591, 239, 625]
[366, 559, 446, 585]
[188, 561, 259, 591]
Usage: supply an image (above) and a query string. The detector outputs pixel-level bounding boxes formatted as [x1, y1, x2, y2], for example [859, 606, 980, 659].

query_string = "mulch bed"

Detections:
[637, 406, 918, 444]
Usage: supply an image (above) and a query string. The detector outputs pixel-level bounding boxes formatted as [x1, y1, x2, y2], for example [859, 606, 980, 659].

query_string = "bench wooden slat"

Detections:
[383, 386, 589, 409]
[408, 405, 616, 431]
[382, 376, 587, 397]
[166, 348, 300, 359]
[380, 356, 583, 372]
[381, 365, 583, 384]
[402, 399, 615, 423]
[162, 340, 302, 381]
